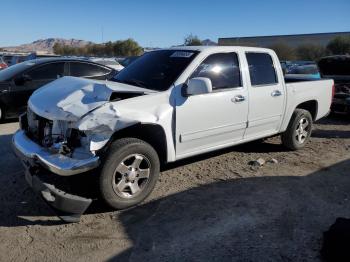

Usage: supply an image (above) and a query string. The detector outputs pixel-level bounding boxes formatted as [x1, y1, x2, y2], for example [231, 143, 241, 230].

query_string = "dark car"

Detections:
[0, 58, 116, 120]
[318, 55, 350, 114]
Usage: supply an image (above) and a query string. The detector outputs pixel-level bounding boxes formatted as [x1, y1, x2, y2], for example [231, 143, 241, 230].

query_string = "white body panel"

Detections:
[281, 80, 333, 131]
[243, 50, 286, 140]
[27, 46, 334, 164]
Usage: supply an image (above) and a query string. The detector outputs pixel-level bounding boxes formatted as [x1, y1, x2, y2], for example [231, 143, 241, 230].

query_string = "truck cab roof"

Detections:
[168, 45, 273, 53]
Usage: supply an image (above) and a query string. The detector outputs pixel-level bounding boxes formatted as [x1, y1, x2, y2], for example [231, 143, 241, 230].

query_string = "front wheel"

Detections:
[282, 109, 313, 150]
[99, 138, 160, 210]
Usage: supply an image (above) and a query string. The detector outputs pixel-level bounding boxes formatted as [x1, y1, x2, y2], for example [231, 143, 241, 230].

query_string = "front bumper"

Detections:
[12, 130, 100, 176]
[12, 130, 99, 222]
[24, 166, 92, 223]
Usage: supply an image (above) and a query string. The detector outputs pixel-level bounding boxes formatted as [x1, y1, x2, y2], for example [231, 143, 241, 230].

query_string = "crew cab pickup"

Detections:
[13, 46, 334, 222]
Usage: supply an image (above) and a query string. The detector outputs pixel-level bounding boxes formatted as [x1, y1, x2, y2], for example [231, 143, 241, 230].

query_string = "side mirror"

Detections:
[182, 77, 213, 97]
[14, 74, 32, 85]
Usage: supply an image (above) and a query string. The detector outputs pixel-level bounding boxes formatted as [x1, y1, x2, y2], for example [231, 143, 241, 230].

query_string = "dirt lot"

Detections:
[0, 116, 350, 262]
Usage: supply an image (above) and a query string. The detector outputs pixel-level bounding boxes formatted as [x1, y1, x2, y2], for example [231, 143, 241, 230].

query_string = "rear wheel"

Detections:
[0, 105, 4, 122]
[282, 109, 313, 150]
[99, 138, 160, 209]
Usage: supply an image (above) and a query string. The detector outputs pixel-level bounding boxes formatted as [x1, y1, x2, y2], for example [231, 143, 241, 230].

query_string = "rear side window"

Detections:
[246, 53, 277, 86]
[190, 53, 241, 90]
[27, 62, 65, 80]
[70, 62, 111, 77]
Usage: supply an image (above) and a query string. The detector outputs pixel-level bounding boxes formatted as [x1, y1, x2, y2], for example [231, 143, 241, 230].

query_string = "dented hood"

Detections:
[28, 76, 155, 121]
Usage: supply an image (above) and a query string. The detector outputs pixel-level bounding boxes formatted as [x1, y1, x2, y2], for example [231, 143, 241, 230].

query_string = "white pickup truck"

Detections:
[13, 46, 334, 222]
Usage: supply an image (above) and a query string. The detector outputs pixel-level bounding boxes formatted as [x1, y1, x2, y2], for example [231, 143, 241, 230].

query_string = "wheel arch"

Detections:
[108, 123, 168, 164]
[295, 100, 318, 121]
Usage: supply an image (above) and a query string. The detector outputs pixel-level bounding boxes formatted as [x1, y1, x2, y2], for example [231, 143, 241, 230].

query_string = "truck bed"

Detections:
[280, 79, 333, 131]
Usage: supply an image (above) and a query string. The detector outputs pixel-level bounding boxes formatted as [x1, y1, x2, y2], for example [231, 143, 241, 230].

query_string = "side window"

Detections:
[190, 53, 241, 90]
[70, 62, 111, 77]
[27, 62, 65, 80]
[246, 53, 277, 86]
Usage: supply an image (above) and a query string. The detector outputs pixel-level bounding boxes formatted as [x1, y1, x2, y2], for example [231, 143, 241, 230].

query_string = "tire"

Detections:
[281, 109, 313, 150]
[0, 105, 4, 122]
[99, 137, 160, 210]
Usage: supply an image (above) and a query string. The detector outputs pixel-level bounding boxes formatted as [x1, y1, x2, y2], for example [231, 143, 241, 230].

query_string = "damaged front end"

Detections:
[13, 110, 100, 222]
[16, 107, 101, 176]
[12, 76, 152, 222]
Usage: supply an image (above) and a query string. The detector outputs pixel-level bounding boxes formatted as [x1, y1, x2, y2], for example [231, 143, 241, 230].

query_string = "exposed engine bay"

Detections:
[23, 89, 145, 159]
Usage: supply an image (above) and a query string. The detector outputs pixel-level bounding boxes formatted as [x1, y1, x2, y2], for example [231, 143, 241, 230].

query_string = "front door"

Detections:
[175, 52, 248, 158]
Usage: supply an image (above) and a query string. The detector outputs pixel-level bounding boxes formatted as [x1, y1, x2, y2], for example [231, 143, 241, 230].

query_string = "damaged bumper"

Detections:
[24, 166, 92, 223]
[12, 130, 100, 176]
[12, 130, 99, 222]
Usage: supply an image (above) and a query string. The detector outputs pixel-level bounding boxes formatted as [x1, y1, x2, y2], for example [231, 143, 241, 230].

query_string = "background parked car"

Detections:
[2, 55, 14, 66]
[0, 58, 116, 120]
[318, 55, 350, 114]
[284, 63, 321, 82]
[0, 57, 8, 70]
[2, 53, 36, 67]
[90, 58, 124, 71]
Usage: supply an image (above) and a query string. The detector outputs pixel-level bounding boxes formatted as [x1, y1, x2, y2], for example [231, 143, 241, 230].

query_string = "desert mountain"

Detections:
[2, 38, 93, 53]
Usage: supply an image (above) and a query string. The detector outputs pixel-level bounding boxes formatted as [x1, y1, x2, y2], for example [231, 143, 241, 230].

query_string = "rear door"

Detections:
[69, 62, 113, 80]
[176, 52, 248, 157]
[244, 52, 285, 139]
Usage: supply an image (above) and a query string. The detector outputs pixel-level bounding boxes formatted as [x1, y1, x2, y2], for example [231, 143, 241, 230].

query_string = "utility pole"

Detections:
[101, 26, 104, 44]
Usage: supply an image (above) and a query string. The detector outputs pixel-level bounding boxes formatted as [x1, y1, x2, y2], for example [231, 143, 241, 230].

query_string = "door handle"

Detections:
[271, 90, 282, 97]
[232, 95, 245, 103]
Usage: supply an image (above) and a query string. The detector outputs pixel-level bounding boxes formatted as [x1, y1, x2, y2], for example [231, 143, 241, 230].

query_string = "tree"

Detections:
[268, 42, 296, 60]
[52, 39, 143, 57]
[184, 34, 202, 46]
[113, 38, 143, 57]
[53, 43, 62, 55]
[327, 36, 350, 55]
[295, 44, 327, 61]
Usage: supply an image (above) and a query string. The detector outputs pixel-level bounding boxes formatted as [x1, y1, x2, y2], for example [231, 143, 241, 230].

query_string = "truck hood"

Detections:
[28, 76, 156, 121]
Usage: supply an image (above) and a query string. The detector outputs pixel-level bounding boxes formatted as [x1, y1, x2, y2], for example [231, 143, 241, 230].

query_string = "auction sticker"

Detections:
[170, 51, 194, 58]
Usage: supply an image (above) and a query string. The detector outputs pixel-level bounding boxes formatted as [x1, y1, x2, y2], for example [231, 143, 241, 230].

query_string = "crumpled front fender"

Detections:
[75, 92, 174, 154]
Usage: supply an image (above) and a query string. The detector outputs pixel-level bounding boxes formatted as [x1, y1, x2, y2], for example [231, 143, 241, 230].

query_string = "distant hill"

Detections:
[2, 38, 93, 53]
[201, 39, 217, 46]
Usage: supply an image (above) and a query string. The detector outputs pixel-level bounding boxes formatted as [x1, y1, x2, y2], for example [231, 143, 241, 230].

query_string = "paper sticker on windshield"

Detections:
[170, 51, 194, 58]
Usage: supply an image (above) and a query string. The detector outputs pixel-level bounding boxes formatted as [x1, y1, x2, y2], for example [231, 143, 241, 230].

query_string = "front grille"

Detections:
[26, 107, 53, 146]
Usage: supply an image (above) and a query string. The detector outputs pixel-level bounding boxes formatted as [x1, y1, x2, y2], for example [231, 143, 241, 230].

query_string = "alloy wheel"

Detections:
[295, 117, 310, 144]
[112, 154, 151, 198]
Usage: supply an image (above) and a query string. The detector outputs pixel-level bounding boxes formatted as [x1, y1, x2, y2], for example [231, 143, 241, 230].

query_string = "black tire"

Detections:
[99, 137, 160, 209]
[281, 109, 313, 150]
[0, 104, 4, 122]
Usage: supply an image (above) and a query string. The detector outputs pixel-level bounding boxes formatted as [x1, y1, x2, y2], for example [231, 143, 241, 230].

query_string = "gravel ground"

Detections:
[0, 116, 350, 262]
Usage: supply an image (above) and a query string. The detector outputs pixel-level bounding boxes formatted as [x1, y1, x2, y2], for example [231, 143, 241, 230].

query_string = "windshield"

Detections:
[0, 60, 36, 81]
[112, 50, 199, 91]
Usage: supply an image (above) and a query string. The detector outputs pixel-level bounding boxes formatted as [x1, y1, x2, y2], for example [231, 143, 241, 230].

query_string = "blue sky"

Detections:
[1, 0, 350, 47]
